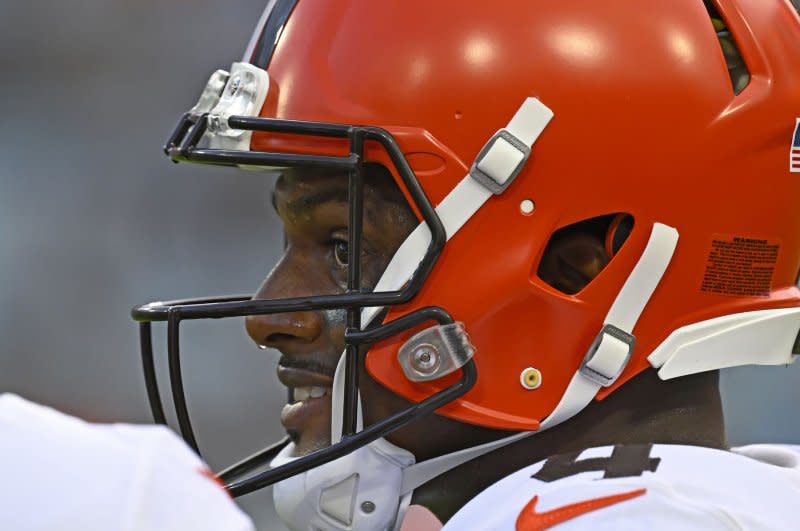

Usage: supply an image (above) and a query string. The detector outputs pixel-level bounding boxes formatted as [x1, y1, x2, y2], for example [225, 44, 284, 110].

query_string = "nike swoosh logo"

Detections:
[516, 487, 646, 530]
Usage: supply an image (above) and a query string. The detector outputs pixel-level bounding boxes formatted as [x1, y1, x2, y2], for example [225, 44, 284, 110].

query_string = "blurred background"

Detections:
[0, 1, 798, 529]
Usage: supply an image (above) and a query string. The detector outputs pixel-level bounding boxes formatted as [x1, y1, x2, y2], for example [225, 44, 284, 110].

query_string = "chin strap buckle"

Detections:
[580, 324, 636, 387]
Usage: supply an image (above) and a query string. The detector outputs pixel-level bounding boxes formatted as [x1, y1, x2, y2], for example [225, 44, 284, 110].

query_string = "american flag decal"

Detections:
[791, 119, 800, 173]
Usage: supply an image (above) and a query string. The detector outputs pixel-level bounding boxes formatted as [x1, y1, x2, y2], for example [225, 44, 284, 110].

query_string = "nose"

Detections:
[245, 256, 324, 351]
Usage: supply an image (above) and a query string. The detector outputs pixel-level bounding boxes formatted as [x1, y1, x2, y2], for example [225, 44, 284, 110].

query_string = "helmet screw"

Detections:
[520, 367, 542, 390]
[228, 76, 241, 95]
[520, 199, 535, 215]
[361, 501, 376, 514]
[411, 344, 440, 375]
[207, 114, 222, 132]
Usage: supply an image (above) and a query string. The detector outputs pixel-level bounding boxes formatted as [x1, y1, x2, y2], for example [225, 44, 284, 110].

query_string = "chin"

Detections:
[291, 432, 333, 457]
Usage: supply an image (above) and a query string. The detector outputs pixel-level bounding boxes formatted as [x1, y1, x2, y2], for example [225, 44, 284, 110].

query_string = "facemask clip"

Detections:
[189, 69, 229, 116]
[398, 322, 475, 382]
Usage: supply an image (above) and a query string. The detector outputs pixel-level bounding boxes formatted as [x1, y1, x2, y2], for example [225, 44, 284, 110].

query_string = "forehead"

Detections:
[272, 165, 407, 212]
[273, 169, 347, 210]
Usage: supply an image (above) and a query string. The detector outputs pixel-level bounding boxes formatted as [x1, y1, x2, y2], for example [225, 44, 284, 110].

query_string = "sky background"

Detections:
[0, 1, 798, 529]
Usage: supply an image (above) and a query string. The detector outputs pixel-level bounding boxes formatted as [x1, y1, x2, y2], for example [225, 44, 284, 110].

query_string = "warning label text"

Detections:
[700, 235, 780, 297]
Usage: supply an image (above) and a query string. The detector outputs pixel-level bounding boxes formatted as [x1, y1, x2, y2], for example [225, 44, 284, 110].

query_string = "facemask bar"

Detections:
[132, 112, 478, 497]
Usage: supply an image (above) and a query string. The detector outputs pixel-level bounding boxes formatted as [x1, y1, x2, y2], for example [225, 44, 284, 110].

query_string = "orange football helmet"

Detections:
[134, 1, 800, 528]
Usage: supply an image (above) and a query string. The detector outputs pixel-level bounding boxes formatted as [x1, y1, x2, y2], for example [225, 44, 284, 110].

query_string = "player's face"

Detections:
[245, 165, 417, 456]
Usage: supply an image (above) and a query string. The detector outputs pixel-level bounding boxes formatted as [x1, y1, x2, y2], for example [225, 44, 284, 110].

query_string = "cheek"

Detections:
[365, 207, 417, 281]
[361, 259, 388, 291]
[321, 308, 347, 349]
[360, 230, 415, 289]
[282, 243, 344, 295]
[358, 355, 403, 421]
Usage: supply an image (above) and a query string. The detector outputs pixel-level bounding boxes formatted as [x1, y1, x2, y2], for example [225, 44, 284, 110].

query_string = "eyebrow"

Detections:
[271, 186, 381, 222]
[271, 167, 413, 221]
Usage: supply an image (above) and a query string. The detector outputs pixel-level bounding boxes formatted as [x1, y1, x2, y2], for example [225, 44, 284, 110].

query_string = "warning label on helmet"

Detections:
[700, 235, 780, 297]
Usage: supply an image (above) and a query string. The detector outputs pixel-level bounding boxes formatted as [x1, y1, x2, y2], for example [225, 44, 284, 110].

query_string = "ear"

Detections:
[538, 231, 611, 295]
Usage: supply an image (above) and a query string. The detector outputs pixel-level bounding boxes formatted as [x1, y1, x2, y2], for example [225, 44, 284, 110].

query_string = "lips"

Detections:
[277, 365, 334, 389]
[277, 362, 335, 454]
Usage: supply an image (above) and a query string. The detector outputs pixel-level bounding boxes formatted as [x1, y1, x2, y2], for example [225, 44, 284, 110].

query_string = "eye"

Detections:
[332, 238, 348, 267]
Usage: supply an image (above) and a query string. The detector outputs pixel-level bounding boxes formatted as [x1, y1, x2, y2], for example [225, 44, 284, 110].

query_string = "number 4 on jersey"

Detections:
[533, 444, 661, 482]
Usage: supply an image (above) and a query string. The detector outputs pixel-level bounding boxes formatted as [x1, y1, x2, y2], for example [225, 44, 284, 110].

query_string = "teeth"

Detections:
[293, 386, 329, 402]
[310, 386, 327, 398]
[294, 387, 310, 401]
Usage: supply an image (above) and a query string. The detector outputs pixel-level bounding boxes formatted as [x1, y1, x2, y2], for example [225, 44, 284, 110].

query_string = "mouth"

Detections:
[277, 359, 335, 453]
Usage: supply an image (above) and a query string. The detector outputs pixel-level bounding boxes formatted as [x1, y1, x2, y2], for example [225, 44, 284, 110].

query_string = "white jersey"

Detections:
[444, 443, 800, 530]
[0, 394, 255, 531]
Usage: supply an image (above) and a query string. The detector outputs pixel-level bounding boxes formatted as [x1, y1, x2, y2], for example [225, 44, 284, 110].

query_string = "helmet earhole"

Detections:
[605, 214, 634, 258]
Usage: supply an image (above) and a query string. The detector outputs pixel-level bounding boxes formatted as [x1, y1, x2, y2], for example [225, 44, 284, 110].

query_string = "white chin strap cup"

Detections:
[271, 440, 415, 531]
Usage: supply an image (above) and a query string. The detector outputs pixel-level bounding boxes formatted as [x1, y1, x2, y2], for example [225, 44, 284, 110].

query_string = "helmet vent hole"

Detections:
[536, 213, 634, 295]
[703, 0, 750, 95]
